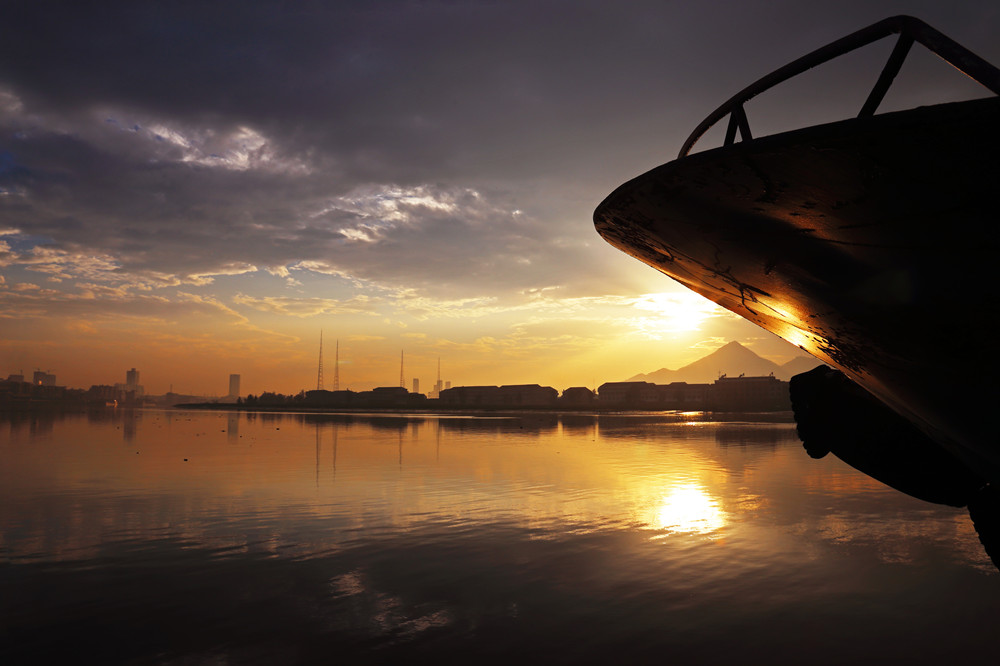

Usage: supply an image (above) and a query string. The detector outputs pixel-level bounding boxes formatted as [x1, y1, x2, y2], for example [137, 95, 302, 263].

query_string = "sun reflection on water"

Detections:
[654, 483, 726, 535]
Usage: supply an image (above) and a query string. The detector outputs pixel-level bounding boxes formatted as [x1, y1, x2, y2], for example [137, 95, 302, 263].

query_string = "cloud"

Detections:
[0, 281, 292, 343]
[393, 293, 501, 320]
[11, 281, 45, 292]
[3, 0, 828, 303]
[67, 320, 98, 335]
[232, 293, 379, 317]
[0, 233, 263, 291]
[0, 281, 168, 320]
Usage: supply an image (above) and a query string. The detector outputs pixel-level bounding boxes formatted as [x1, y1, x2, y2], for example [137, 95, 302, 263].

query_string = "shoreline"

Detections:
[0, 401, 795, 421]
[173, 403, 796, 420]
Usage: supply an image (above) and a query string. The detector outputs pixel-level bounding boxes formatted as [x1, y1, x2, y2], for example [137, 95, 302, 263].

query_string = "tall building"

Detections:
[115, 368, 146, 402]
[120, 368, 144, 398]
[126, 368, 139, 392]
[229, 374, 241, 397]
[32, 370, 56, 386]
[412, 378, 420, 394]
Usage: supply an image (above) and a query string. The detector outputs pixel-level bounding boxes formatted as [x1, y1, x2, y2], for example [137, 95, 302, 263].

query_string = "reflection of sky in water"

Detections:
[0, 410, 991, 569]
[1, 414, 990, 557]
[2, 410, 999, 663]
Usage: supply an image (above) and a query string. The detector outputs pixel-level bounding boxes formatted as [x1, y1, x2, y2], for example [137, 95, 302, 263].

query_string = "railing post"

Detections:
[724, 109, 739, 146]
[724, 105, 753, 146]
[736, 105, 753, 142]
[859, 32, 915, 118]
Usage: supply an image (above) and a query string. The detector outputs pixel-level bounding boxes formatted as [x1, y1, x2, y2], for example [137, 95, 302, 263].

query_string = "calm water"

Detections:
[2, 409, 997, 664]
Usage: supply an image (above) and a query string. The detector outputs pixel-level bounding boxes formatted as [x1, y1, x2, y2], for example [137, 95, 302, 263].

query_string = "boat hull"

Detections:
[595, 97, 1000, 479]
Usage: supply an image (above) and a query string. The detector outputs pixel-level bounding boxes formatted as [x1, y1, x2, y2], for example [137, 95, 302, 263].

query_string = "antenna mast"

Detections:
[333, 339, 340, 391]
[317, 330, 324, 390]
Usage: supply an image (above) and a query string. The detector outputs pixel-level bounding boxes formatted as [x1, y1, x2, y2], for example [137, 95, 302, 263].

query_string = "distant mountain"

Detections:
[629, 366, 679, 384]
[627, 341, 823, 384]
[777, 355, 826, 379]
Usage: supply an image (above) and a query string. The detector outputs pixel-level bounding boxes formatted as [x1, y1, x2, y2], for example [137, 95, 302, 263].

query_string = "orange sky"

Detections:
[2, 2, 994, 396]
[0, 259, 806, 395]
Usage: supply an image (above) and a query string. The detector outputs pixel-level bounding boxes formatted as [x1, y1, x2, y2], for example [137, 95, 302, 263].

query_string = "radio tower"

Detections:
[316, 330, 324, 390]
[399, 350, 405, 388]
[333, 339, 340, 391]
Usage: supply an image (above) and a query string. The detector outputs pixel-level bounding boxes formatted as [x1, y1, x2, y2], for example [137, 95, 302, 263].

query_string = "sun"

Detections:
[633, 291, 725, 332]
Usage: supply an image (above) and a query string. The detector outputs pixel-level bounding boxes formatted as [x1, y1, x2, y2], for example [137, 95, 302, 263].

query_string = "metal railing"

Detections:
[678, 15, 1000, 159]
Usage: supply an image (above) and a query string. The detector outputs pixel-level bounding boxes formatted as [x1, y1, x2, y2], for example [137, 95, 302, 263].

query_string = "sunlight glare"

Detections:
[633, 292, 723, 332]
[655, 483, 726, 535]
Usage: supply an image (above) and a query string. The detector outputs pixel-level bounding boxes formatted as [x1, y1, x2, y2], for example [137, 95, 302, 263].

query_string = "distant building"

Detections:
[126, 368, 139, 392]
[33, 370, 56, 386]
[304, 389, 355, 407]
[497, 384, 558, 407]
[439, 385, 499, 407]
[429, 374, 452, 399]
[229, 374, 241, 397]
[370, 386, 410, 407]
[597, 381, 712, 410]
[439, 384, 558, 408]
[560, 387, 596, 408]
[597, 381, 658, 407]
[118, 368, 145, 402]
[710, 375, 790, 411]
[412, 378, 420, 394]
[300, 387, 426, 409]
[0, 376, 32, 400]
[657, 382, 711, 410]
[88, 385, 119, 404]
[0, 367, 74, 404]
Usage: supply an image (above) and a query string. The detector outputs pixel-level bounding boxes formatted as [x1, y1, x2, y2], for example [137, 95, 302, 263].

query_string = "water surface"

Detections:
[2, 409, 996, 664]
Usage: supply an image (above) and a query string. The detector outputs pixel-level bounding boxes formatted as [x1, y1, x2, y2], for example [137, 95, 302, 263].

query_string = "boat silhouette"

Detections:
[594, 16, 1000, 487]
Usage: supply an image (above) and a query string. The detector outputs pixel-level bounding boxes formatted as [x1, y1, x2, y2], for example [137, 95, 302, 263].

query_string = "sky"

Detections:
[2, 0, 998, 396]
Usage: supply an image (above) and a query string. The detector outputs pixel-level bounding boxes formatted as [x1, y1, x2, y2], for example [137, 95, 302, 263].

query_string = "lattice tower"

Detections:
[316, 330, 324, 390]
[333, 339, 340, 391]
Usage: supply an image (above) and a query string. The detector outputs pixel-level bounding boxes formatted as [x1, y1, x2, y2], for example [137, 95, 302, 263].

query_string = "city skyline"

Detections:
[3, 2, 998, 395]
[4, 339, 813, 399]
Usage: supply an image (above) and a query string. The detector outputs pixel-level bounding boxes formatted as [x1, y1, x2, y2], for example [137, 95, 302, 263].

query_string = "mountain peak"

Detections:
[627, 340, 821, 383]
[626, 340, 794, 383]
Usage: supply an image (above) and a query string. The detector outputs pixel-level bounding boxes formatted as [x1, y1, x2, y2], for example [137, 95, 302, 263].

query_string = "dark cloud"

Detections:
[2, 0, 998, 300]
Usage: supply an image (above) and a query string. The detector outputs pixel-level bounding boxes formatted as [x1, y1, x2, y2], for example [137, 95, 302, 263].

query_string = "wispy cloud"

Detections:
[232, 293, 380, 317]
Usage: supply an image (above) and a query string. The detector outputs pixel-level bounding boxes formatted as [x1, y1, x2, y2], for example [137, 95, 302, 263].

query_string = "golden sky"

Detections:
[0, 250, 804, 395]
[2, 1, 995, 395]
